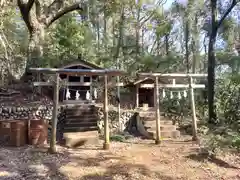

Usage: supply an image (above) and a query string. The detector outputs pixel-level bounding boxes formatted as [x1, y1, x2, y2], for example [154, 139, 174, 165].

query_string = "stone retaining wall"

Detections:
[96, 107, 136, 134]
[0, 105, 136, 135]
[0, 105, 54, 120]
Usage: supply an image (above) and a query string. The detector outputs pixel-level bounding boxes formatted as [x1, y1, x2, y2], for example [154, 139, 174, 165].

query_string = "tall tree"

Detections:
[208, 0, 239, 123]
[17, 0, 86, 70]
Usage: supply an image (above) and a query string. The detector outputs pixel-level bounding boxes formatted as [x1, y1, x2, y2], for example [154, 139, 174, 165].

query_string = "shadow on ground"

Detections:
[186, 153, 240, 169]
[0, 145, 176, 180]
[77, 155, 175, 180]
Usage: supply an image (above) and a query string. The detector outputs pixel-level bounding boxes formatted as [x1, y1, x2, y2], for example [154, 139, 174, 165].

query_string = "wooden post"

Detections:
[66, 75, 69, 100]
[117, 76, 121, 131]
[49, 73, 59, 153]
[90, 76, 93, 101]
[154, 77, 161, 144]
[37, 72, 41, 95]
[189, 77, 198, 141]
[136, 84, 139, 108]
[80, 75, 84, 83]
[103, 74, 110, 150]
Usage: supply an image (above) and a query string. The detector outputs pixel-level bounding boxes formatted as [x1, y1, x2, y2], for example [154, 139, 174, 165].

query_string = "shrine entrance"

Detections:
[58, 60, 103, 103]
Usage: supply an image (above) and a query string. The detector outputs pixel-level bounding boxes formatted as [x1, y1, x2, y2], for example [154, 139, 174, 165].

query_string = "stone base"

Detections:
[155, 139, 161, 145]
[63, 131, 99, 148]
[103, 142, 110, 150]
[151, 130, 181, 139]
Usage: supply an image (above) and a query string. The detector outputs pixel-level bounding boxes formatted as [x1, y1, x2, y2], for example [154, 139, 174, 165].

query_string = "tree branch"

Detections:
[216, 0, 238, 30]
[26, 0, 34, 11]
[46, 3, 83, 27]
[48, 0, 64, 12]
[18, 0, 35, 11]
[139, 0, 167, 27]
[35, 0, 41, 20]
[17, 0, 34, 31]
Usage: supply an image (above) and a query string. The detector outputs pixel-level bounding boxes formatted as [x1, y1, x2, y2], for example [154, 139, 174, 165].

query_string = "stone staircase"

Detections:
[63, 104, 99, 148]
[136, 111, 180, 139]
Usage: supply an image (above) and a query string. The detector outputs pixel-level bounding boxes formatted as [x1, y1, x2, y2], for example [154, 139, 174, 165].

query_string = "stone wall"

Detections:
[0, 104, 136, 138]
[0, 105, 54, 120]
[96, 107, 136, 134]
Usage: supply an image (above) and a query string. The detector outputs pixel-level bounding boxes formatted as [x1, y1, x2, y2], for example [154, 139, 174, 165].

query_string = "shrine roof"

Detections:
[29, 68, 125, 76]
[59, 59, 103, 70]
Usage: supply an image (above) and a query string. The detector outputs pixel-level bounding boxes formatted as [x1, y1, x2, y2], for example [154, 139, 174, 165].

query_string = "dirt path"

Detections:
[0, 137, 239, 180]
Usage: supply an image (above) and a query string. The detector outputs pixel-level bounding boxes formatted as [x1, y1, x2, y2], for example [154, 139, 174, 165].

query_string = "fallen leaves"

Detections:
[0, 137, 239, 180]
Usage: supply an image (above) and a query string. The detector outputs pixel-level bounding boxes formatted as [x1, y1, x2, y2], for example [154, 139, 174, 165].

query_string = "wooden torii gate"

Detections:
[29, 68, 124, 153]
[138, 73, 207, 144]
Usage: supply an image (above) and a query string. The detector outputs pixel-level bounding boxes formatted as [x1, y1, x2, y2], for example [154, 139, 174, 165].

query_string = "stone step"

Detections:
[65, 121, 97, 127]
[65, 110, 97, 114]
[63, 126, 98, 132]
[65, 119, 97, 124]
[65, 110, 97, 116]
[149, 130, 180, 139]
[65, 116, 98, 122]
[65, 105, 96, 110]
[65, 108, 96, 114]
[140, 116, 172, 121]
[63, 131, 99, 148]
[138, 112, 166, 118]
[143, 120, 173, 126]
[145, 125, 176, 131]
[65, 114, 98, 120]
[65, 104, 95, 108]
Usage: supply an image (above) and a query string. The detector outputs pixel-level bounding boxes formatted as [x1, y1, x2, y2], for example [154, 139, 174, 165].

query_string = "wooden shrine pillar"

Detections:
[117, 76, 121, 132]
[90, 76, 93, 100]
[136, 84, 139, 108]
[103, 74, 110, 150]
[154, 76, 161, 144]
[36, 72, 41, 95]
[80, 75, 84, 83]
[189, 76, 198, 141]
[66, 75, 69, 100]
[49, 73, 59, 153]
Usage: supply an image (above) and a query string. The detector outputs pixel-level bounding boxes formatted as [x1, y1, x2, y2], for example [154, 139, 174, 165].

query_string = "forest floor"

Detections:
[0, 136, 239, 180]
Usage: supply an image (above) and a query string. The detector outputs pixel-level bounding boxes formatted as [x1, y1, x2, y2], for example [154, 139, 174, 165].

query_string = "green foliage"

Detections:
[200, 127, 240, 154]
[110, 134, 125, 142]
[215, 74, 240, 129]
[232, 136, 240, 150]
[43, 12, 96, 67]
[198, 74, 240, 154]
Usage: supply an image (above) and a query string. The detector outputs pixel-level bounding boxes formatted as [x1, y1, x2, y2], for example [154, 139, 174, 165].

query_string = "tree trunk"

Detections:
[192, 14, 199, 73]
[135, 6, 140, 59]
[208, 31, 217, 124]
[208, 0, 217, 124]
[207, 0, 238, 123]
[156, 36, 160, 55]
[28, 26, 45, 68]
[184, 20, 190, 73]
[97, 17, 100, 53]
[103, 5, 107, 49]
[165, 34, 169, 56]
[203, 35, 208, 72]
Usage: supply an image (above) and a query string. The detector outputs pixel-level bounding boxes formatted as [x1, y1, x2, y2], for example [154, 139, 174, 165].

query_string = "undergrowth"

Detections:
[198, 124, 240, 156]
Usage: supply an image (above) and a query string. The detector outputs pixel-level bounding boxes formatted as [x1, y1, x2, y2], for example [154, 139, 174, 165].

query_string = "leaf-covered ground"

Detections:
[0, 136, 239, 180]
